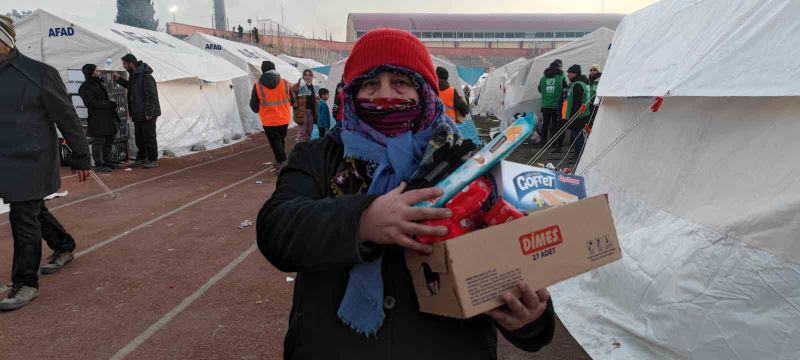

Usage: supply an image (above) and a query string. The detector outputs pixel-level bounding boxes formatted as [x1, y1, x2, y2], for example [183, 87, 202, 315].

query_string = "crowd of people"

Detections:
[1, 14, 553, 358]
[249, 60, 472, 174]
[537, 59, 602, 159]
[0, 13, 168, 310]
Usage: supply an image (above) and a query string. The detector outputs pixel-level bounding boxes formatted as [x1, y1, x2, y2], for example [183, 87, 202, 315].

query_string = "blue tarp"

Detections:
[456, 66, 485, 86]
[311, 65, 331, 75]
[457, 118, 482, 146]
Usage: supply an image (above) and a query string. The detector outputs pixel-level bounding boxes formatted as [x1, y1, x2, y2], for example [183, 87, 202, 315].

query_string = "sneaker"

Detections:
[94, 166, 112, 173]
[143, 161, 158, 169]
[130, 160, 147, 168]
[107, 162, 126, 169]
[40, 251, 74, 275]
[0, 284, 39, 311]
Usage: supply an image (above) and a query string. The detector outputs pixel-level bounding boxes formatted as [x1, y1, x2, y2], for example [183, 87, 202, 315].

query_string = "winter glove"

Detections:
[406, 139, 478, 191]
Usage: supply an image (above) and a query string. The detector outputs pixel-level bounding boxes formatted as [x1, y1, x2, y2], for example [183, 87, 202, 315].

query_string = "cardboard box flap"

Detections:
[404, 243, 449, 274]
[414, 286, 464, 318]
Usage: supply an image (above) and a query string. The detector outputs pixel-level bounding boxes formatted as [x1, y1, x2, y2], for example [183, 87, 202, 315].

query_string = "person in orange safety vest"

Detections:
[436, 66, 469, 123]
[250, 61, 295, 172]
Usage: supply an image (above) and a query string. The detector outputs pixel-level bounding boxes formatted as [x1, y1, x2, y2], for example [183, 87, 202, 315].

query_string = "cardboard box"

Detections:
[489, 160, 587, 213]
[405, 195, 620, 319]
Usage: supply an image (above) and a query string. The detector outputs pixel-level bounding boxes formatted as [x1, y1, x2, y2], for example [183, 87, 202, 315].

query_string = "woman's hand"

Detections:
[487, 282, 549, 331]
[358, 182, 452, 254]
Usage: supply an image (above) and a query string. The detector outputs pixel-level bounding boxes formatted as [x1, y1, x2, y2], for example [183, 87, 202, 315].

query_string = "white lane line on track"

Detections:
[74, 169, 269, 259]
[0, 144, 266, 227]
[109, 244, 257, 360]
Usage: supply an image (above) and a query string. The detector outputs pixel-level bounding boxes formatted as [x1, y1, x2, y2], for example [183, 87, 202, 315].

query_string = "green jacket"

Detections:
[589, 73, 601, 103]
[538, 72, 566, 110]
[565, 76, 591, 120]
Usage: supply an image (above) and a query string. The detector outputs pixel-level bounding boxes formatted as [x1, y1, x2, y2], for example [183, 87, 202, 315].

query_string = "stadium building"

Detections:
[347, 13, 623, 66]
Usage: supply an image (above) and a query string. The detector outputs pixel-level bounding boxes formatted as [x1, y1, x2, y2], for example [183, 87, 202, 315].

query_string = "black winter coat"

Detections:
[79, 77, 119, 137]
[115, 61, 160, 122]
[0, 48, 91, 202]
[257, 132, 555, 360]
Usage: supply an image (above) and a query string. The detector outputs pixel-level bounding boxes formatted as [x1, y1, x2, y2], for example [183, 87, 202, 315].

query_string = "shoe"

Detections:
[41, 251, 74, 275]
[107, 162, 126, 169]
[130, 160, 147, 168]
[0, 284, 39, 311]
[143, 161, 158, 169]
[94, 166, 112, 173]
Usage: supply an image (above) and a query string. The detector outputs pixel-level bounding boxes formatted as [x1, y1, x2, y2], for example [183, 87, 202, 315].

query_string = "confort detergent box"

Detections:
[489, 161, 587, 213]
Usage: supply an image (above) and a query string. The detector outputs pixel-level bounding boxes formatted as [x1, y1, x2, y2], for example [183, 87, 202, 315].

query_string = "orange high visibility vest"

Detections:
[440, 87, 461, 123]
[256, 79, 292, 127]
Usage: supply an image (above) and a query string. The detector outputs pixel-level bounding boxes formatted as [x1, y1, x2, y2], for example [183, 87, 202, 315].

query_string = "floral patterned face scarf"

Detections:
[354, 97, 423, 137]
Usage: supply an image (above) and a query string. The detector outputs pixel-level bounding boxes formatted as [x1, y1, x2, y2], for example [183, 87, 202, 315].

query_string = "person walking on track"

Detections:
[256, 28, 554, 359]
[250, 60, 295, 172]
[0, 15, 91, 311]
[113, 53, 161, 169]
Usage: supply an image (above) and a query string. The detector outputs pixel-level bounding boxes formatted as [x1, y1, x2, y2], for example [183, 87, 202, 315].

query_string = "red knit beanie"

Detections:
[344, 28, 439, 94]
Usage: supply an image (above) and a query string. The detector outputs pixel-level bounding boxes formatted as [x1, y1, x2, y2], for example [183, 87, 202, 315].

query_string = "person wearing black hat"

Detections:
[436, 66, 470, 122]
[563, 64, 592, 157]
[250, 60, 295, 172]
[113, 53, 161, 169]
[0, 15, 92, 311]
[79, 64, 121, 173]
[538, 60, 569, 145]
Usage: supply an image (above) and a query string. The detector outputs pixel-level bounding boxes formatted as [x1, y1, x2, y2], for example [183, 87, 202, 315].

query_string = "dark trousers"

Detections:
[134, 120, 158, 161]
[263, 125, 288, 164]
[570, 128, 586, 156]
[91, 135, 115, 166]
[540, 109, 559, 144]
[318, 127, 327, 138]
[9, 200, 76, 288]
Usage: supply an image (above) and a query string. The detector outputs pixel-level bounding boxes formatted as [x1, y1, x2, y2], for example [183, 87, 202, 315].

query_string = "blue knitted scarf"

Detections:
[335, 65, 461, 336]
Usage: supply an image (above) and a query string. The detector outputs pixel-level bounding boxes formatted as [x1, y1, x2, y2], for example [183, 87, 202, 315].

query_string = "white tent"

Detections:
[278, 54, 328, 83]
[553, 0, 800, 359]
[474, 57, 529, 117]
[324, 55, 466, 97]
[185, 32, 302, 133]
[15, 10, 248, 156]
[503, 28, 614, 124]
[470, 73, 489, 108]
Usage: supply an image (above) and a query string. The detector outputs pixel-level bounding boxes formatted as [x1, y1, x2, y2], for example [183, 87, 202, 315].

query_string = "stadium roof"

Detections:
[348, 13, 625, 32]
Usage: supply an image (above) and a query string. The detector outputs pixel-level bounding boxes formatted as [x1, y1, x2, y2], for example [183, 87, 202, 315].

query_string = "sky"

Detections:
[1, 0, 659, 41]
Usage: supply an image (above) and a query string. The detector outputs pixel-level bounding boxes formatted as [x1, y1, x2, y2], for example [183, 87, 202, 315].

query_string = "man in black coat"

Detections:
[113, 54, 161, 168]
[79, 64, 120, 173]
[0, 15, 91, 311]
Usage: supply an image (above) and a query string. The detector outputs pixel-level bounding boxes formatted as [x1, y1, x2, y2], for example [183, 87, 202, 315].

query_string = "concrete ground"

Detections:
[0, 131, 589, 359]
